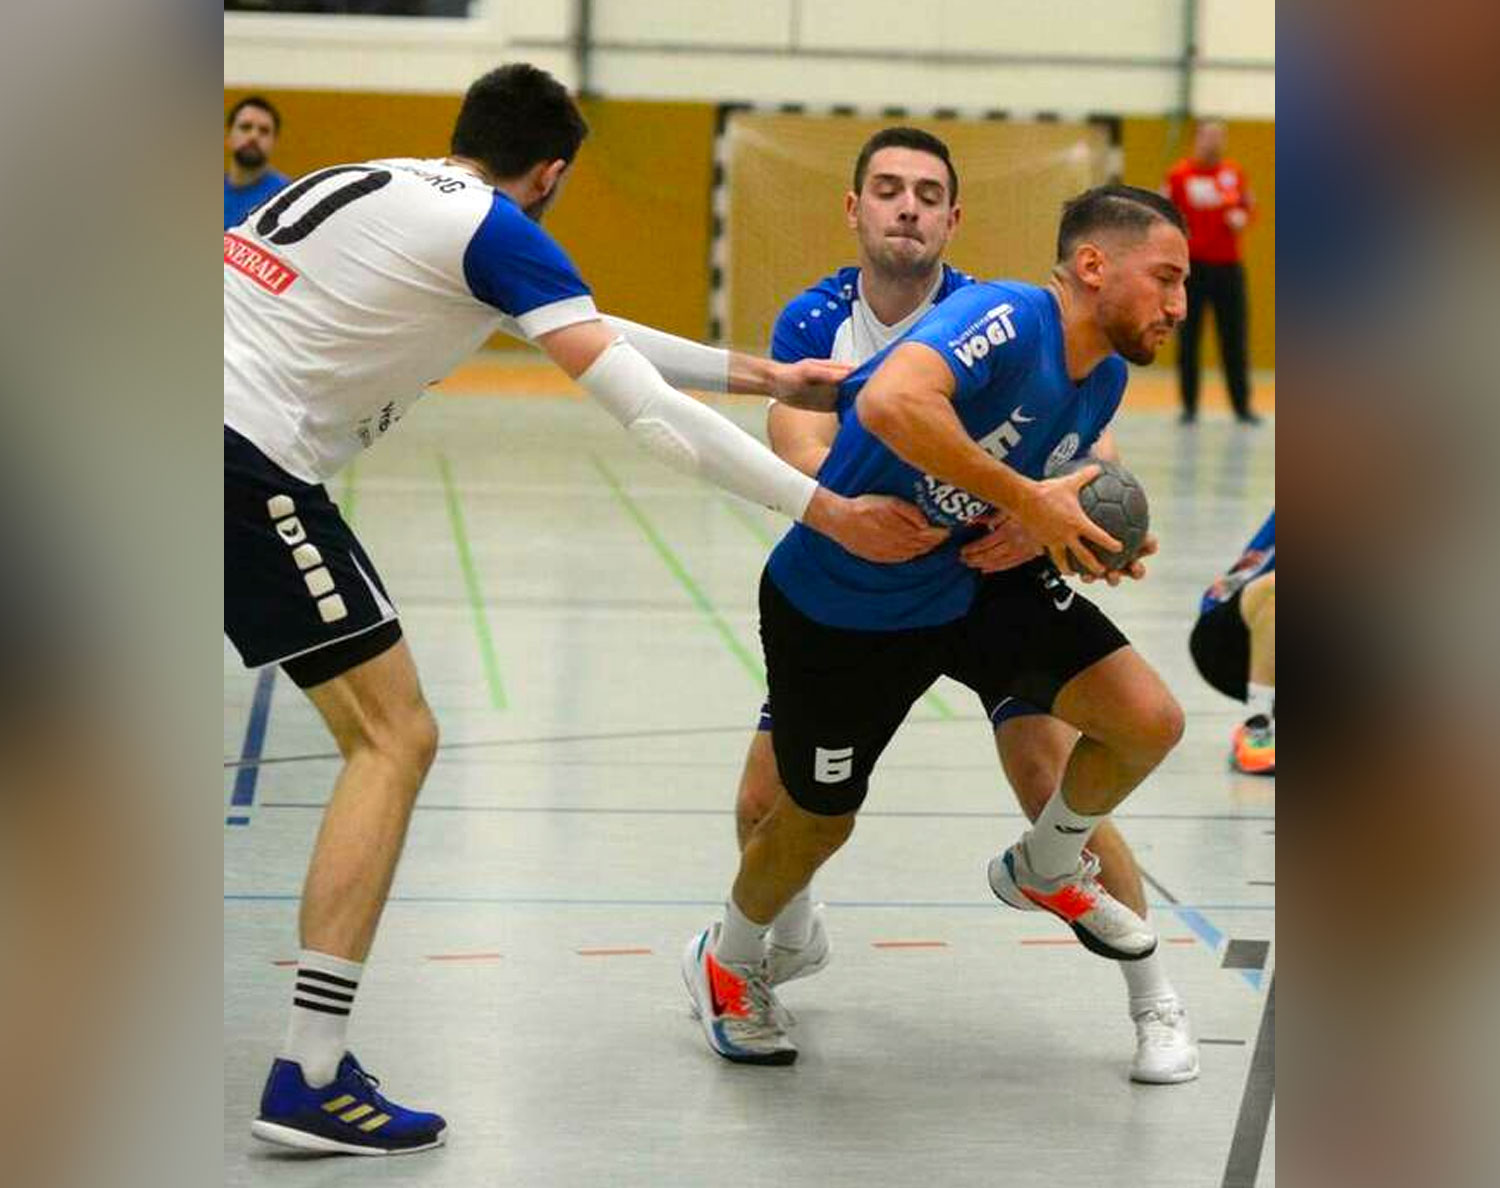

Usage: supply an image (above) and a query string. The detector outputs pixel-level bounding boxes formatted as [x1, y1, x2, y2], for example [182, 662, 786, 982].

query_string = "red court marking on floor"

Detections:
[871, 940, 950, 949]
[426, 952, 504, 962]
[271, 959, 297, 966]
[577, 947, 654, 957]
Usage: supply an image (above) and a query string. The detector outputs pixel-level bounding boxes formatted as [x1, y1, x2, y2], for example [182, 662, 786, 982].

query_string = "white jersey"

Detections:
[224, 157, 597, 483]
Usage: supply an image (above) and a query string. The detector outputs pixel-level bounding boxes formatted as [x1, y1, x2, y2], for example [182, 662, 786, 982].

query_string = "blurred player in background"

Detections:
[725, 128, 1197, 1082]
[224, 95, 290, 230]
[1191, 509, 1275, 773]
[683, 184, 1190, 1070]
[1163, 118, 1258, 424]
[225, 63, 940, 1156]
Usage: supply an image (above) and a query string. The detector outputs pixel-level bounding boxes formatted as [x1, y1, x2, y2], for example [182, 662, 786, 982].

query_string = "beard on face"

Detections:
[232, 144, 265, 170]
[1100, 294, 1169, 365]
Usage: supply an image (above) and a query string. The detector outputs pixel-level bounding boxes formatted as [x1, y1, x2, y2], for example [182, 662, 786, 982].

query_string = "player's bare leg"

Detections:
[735, 731, 830, 984]
[996, 713, 1198, 1082]
[1232, 571, 1276, 772]
[989, 648, 1183, 961]
[251, 639, 447, 1154]
[299, 640, 438, 963]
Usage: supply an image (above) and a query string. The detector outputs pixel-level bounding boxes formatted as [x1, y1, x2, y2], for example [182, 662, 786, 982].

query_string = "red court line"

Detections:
[426, 952, 504, 962]
[871, 940, 949, 949]
[577, 947, 653, 957]
[271, 959, 297, 967]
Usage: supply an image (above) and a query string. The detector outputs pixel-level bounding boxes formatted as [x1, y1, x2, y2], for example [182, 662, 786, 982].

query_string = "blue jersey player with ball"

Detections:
[684, 184, 1194, 1070]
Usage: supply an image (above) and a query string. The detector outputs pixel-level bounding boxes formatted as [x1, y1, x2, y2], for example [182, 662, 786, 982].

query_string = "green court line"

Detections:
[436, 454, 508, 710]
[593, 457, 765, 687]
[716, 494, 777, 548]
[338, 455, 357, 523]
[921, 684, 958, 720]
[715, 497, 957, 721]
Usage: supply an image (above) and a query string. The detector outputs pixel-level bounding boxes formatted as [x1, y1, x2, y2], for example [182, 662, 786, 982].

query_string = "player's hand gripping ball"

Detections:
[1052, 457, 1150, 574]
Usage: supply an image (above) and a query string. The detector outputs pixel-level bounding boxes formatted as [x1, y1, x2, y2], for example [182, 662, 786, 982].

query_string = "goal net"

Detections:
[721, 112, 1112, 351]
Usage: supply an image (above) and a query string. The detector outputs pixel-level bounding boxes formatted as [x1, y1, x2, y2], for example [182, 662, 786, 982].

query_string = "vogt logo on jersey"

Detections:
[948, 303, 1017, 369]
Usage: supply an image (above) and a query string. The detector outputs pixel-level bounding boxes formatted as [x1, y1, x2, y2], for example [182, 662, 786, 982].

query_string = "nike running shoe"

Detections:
[251, 1053, 447, 1155]
[766, 903, 831, 988]
[1129, 998, 1200, 1084]
[1231, 715, 1275, 775]
[681, 923, 797, 1065]
[987, 841, 1158, 960]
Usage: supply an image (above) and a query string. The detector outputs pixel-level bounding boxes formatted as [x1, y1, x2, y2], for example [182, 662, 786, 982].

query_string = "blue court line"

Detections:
[1144, 874, 1268, 991]
[227, 667, 277, 825]
[224, 893, 1273, 910]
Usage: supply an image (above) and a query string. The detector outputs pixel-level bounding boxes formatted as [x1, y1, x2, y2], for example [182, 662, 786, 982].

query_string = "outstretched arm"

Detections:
[600, 315, 849, 410]
[537, 319, 945, 563]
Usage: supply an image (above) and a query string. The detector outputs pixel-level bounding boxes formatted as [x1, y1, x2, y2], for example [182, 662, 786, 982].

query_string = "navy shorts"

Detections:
[224, 426, 402, 688]
[759, 559, 1128, 815]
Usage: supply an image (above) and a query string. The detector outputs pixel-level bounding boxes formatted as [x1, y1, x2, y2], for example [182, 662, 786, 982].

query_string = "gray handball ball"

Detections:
[1052, 457, 1150, 572]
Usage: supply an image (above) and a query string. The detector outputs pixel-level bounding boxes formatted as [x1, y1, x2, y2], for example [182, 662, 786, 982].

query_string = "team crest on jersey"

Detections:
[1045, 433, 1081, 476]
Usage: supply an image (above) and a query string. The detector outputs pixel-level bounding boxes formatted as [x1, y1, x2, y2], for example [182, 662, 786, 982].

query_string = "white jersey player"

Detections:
[226, 65, 946, 1157]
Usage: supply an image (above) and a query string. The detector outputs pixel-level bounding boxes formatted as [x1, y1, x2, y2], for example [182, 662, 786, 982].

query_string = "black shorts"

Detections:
[760, 559, 1128, 815]
[224, 426, 402, 688]
[1189, 590, 1249, 701]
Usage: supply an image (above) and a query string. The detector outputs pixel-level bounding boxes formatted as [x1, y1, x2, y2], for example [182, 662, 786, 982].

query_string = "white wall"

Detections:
[225, 0, 1274, 117]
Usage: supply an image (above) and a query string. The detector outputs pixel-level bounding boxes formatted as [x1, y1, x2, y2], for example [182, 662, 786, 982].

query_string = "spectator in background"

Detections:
[1163, 119, 1258, 424]
[224, 96, 289, 230]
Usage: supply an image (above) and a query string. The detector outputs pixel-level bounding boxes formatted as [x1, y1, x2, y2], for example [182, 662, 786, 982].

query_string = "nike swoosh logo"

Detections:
[1055, 824, 1090, 834]
[1012, 408, 1035, 423]
[1052, 590, 1075, 611]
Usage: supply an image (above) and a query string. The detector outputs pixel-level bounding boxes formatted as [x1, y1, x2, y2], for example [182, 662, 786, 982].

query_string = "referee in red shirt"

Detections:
[1163, 120, 1258, 424]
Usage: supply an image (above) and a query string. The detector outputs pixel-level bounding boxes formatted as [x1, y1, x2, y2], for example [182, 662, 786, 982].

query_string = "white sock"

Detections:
[282, 949, 362, 1088]
[1245, 682, 1275, 723]
[716, 897, 772, 968]
[1121, 951, 1177, 1013]
[769, 887, 814, 949]
[1023, 790, 1106, 879]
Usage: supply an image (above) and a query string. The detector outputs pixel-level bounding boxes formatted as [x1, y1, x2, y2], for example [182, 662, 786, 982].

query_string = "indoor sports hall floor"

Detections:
[224, 363, 1275, 1188]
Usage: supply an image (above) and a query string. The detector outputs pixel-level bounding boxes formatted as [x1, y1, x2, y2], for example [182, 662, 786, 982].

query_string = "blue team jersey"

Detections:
[767, 281, 1126, 630]
[224, 170, 290, 231]
[770, 264, 975, 364]
[1200, 511, 1275, 614]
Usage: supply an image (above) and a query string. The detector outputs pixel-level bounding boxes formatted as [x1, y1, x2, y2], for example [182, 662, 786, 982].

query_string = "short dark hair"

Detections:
[227, 96, 281, 134]
[852, 127, 959, 204]
[451, 64, 589, 180]
[1056, 183, 1186, 261]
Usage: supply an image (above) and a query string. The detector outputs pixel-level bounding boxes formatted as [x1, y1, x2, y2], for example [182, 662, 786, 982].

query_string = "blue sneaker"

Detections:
[251, 1053, 446, 1155]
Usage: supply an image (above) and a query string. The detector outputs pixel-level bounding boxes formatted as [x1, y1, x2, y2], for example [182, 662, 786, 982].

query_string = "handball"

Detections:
[1054, 457, 1150, 573]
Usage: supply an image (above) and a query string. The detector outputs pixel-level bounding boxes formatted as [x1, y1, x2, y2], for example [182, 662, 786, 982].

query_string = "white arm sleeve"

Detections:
[578, 337, 816, 521]
[601, 315, 731, 393]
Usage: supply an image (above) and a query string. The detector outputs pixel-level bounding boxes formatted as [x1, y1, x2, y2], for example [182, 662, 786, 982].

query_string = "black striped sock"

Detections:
[282, 950, 362, 1088]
